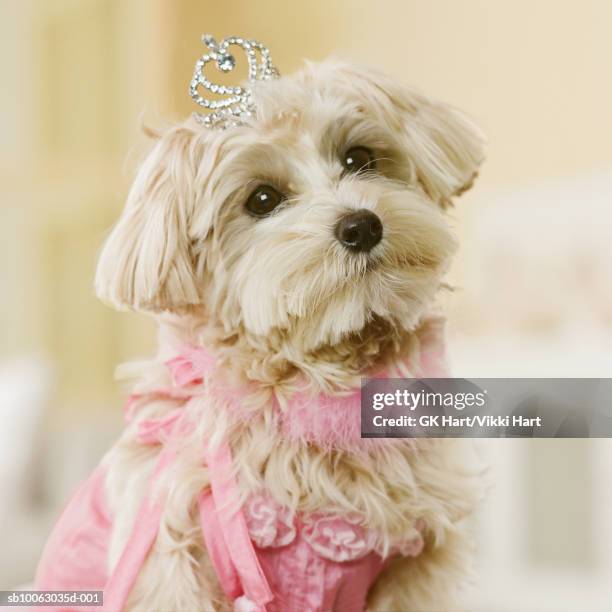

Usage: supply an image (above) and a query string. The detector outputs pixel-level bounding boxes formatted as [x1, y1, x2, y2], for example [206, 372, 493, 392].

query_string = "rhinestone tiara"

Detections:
[189, 34, 280, 129]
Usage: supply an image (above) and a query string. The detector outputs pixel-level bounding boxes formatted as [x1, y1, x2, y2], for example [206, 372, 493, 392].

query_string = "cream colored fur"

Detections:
[96, 59, 485, 611]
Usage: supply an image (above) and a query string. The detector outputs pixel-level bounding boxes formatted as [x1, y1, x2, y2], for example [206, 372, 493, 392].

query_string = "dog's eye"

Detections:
[342, 146, 376, 174]
[245, 185, 285, 218]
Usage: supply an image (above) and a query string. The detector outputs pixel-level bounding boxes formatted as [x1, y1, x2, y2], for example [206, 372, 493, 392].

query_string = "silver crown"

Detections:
[189, 34, 279, 129]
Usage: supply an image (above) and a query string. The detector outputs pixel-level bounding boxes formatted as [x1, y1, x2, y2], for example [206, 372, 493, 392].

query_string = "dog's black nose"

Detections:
[334, 210, 383, 252]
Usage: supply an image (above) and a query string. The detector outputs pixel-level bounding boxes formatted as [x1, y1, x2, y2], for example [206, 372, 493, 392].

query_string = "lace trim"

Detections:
[243, 494, 425, 563]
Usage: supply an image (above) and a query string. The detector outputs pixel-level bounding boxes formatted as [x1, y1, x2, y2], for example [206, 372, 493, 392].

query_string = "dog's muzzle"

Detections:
[334, 210, 383, 253]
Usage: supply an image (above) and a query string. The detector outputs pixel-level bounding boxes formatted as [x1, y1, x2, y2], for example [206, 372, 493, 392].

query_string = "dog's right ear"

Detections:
[96, 124, 210, 312]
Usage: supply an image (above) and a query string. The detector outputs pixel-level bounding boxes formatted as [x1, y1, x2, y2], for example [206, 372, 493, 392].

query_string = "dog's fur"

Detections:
[95, 59, 485, 611]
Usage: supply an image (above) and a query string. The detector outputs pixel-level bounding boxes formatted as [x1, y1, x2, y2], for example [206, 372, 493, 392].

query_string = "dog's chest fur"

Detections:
[100, 339, 482, 611]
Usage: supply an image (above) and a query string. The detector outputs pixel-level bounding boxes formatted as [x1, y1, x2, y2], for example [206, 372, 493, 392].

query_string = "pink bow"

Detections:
[105, 346, 273, 611]
[166, 345, 217, 386]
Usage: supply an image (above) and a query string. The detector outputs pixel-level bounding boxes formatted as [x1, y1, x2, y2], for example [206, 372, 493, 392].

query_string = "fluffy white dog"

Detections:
[37, 46, 485, 612]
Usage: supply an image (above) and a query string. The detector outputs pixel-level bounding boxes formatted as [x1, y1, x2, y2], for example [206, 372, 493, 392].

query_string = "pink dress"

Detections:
[35, 318, 447, 612]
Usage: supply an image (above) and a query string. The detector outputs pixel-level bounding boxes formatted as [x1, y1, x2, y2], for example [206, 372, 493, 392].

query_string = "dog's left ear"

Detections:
[398, 93, 485, 207]
[338, 63, 485, 207]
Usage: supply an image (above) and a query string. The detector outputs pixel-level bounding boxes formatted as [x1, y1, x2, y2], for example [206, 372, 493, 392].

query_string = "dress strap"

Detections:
[102, 447, 177, 611]
[102, 441, 272, 610]
[202, 441, 274, 609]
[197, 492, 242, 601]
[103, 346, 273, 610]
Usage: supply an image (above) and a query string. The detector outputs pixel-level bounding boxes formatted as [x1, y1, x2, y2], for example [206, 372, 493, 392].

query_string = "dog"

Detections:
[36, 39, 485, 612]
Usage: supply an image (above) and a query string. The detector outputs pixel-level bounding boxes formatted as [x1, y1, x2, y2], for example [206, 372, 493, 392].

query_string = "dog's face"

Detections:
[96, 60, 483, 351]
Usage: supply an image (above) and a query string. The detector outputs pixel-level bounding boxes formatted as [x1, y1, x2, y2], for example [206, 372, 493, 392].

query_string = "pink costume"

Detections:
[35, 318, 448, 612]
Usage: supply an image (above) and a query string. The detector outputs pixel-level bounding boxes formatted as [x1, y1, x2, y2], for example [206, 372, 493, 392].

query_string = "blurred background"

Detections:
[1, 1, 611, 609]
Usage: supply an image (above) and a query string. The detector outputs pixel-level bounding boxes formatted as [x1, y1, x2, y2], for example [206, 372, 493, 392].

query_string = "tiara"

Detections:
[189, 34, 280, 129]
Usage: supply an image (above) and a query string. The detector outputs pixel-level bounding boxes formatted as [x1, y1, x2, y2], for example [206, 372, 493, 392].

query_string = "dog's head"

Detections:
[96, 60, 484, 351]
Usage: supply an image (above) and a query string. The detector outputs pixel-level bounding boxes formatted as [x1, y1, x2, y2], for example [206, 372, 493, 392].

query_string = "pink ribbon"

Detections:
[204, 441, 274, 608]
[102, 447, 177, 611]
[165, 346, 217, 386]
[103, 347, 273, 611]
[137, 409, 183, 445]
